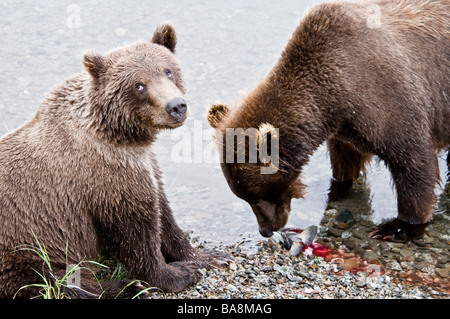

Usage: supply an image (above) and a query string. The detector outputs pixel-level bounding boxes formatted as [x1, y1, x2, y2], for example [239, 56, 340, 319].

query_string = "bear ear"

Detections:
[207, 104, 230, 128]
[257, 123, 279, 162]
[83, 50, 106, 79]
[257, 123, 280, 174]
[152, 23, 177, 53]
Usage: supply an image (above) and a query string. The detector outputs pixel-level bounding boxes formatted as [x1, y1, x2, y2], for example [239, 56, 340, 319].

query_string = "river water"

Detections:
[0, 0, 447, 246]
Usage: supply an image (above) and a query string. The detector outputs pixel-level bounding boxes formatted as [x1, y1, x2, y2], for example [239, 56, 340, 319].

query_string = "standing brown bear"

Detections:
[208, 0, 449, 242]
[0, 23, 230, 299]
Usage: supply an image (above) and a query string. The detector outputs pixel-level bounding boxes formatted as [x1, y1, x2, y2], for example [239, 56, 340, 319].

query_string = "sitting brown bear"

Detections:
[0, 23, 231, 299]
[208, 0, 449, 242]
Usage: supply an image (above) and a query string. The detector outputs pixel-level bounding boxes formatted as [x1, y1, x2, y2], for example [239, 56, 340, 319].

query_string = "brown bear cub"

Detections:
[0, 23, 231, 299]
[208, 0, 449, 242]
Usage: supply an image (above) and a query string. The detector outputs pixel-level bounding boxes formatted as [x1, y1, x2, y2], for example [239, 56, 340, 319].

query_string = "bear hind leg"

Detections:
[3, 257, 150, 299]
[65, 278, 152, 299]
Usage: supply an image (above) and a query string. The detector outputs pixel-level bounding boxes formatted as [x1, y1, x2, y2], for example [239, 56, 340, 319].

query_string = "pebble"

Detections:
[328, 227, 343, 237]
[336, 210, 353, 223]
[362, 250, 380, 263]
[435, 268, 448, 278]
[386, 260, 402, 271]
[352, 228, 366, 239]
[343, 239, 357, 249]
[400, 249, 414, 258]
[437, 256, 448, 266]
[341, 231, 352, 239]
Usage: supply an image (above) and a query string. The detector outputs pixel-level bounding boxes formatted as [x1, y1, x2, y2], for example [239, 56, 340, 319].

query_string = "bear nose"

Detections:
[259, 229, 274, 238]
[166, 98, 187, 121]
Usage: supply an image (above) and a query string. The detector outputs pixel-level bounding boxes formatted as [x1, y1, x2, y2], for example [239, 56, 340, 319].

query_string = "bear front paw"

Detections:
[369, 218, 429, 242]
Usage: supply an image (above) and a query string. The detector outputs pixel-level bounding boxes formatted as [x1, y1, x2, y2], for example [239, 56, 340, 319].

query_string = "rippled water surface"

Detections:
[0, 0, 447, 245]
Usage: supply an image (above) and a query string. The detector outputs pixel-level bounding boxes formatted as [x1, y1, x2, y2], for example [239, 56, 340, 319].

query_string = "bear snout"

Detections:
[166, 97, 187, 123]
[252, 200, 290, 238]
[259, 229, 274, 238]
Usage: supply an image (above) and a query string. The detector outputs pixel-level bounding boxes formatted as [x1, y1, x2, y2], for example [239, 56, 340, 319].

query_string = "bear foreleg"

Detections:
[370, 143, 438, 242]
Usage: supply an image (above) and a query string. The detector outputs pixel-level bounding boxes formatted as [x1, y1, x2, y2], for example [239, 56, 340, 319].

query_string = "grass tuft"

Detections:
[13, 229, 165, 299]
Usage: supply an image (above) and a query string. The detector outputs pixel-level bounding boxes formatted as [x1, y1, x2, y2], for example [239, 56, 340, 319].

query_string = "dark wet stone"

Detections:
[378, 242, 391, 252]
[354, 245, 365, 256]
[435, 268, 448, 278]
[343, 238, 358, 250]
[412, 239, 428, 247]
[352, 228, 366, 239]
[360, 219, 375, 228]
[362, 250, 380, 263]
[336, 210, 353, 223]
[327, 227, 343, 237]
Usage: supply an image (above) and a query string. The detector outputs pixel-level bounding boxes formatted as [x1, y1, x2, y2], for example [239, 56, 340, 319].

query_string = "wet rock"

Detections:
[411, 262, 425, 271]
[435, 268, 448, 278]
[436, 256, 448, 267]
[353, 245, 365, 256]
[422, 234, 434, 244]
[400, 249, 414, 258]
[400, 261, 414, 270]
[334, 210, 355, 229]
[341, 231, 352, 239]
[412, 239, 428, 247]
[360, 219, 375, 228]
[362, 250, 380, 263]
[386, 260, 402, 271]
[352, 228, 366, 239]
[273, 264, 290, 276]
[343, 238, 357, 250]
[324, 208, 338, 216]
[378, 242, 390, 251]
[328, 227, 343, 237]
[336, 210, 353, 223]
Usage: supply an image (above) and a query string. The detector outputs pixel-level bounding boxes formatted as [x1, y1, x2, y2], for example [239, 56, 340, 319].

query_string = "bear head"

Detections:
[83, 23, 188, 144]
[208, 104, 305, 237]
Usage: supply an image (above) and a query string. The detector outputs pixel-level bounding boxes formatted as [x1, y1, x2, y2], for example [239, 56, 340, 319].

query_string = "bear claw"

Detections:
[194, 249, 234, 269]
[369, 218, 429, 242]
[132, 281, 151, 299]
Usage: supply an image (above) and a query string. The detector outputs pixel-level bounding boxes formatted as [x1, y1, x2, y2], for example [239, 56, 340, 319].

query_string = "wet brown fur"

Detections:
[208, 0, 449, 240]
[0, 23, 230, 299]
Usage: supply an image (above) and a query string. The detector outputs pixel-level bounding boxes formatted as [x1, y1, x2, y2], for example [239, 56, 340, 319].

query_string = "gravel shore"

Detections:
[162, 205, 449, 300]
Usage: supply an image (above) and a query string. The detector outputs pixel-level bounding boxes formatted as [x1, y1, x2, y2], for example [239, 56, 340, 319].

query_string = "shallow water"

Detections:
[0, 0, 447, 246]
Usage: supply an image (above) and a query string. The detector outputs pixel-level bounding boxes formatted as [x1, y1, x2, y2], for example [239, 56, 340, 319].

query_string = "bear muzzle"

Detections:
[166, 97, 188, 124]
[251, 200, 290, 238]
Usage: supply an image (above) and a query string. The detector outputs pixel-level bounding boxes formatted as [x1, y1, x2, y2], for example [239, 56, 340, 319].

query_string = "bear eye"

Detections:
[164, 69, 173, 79]
[135, 83, 146, 93]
